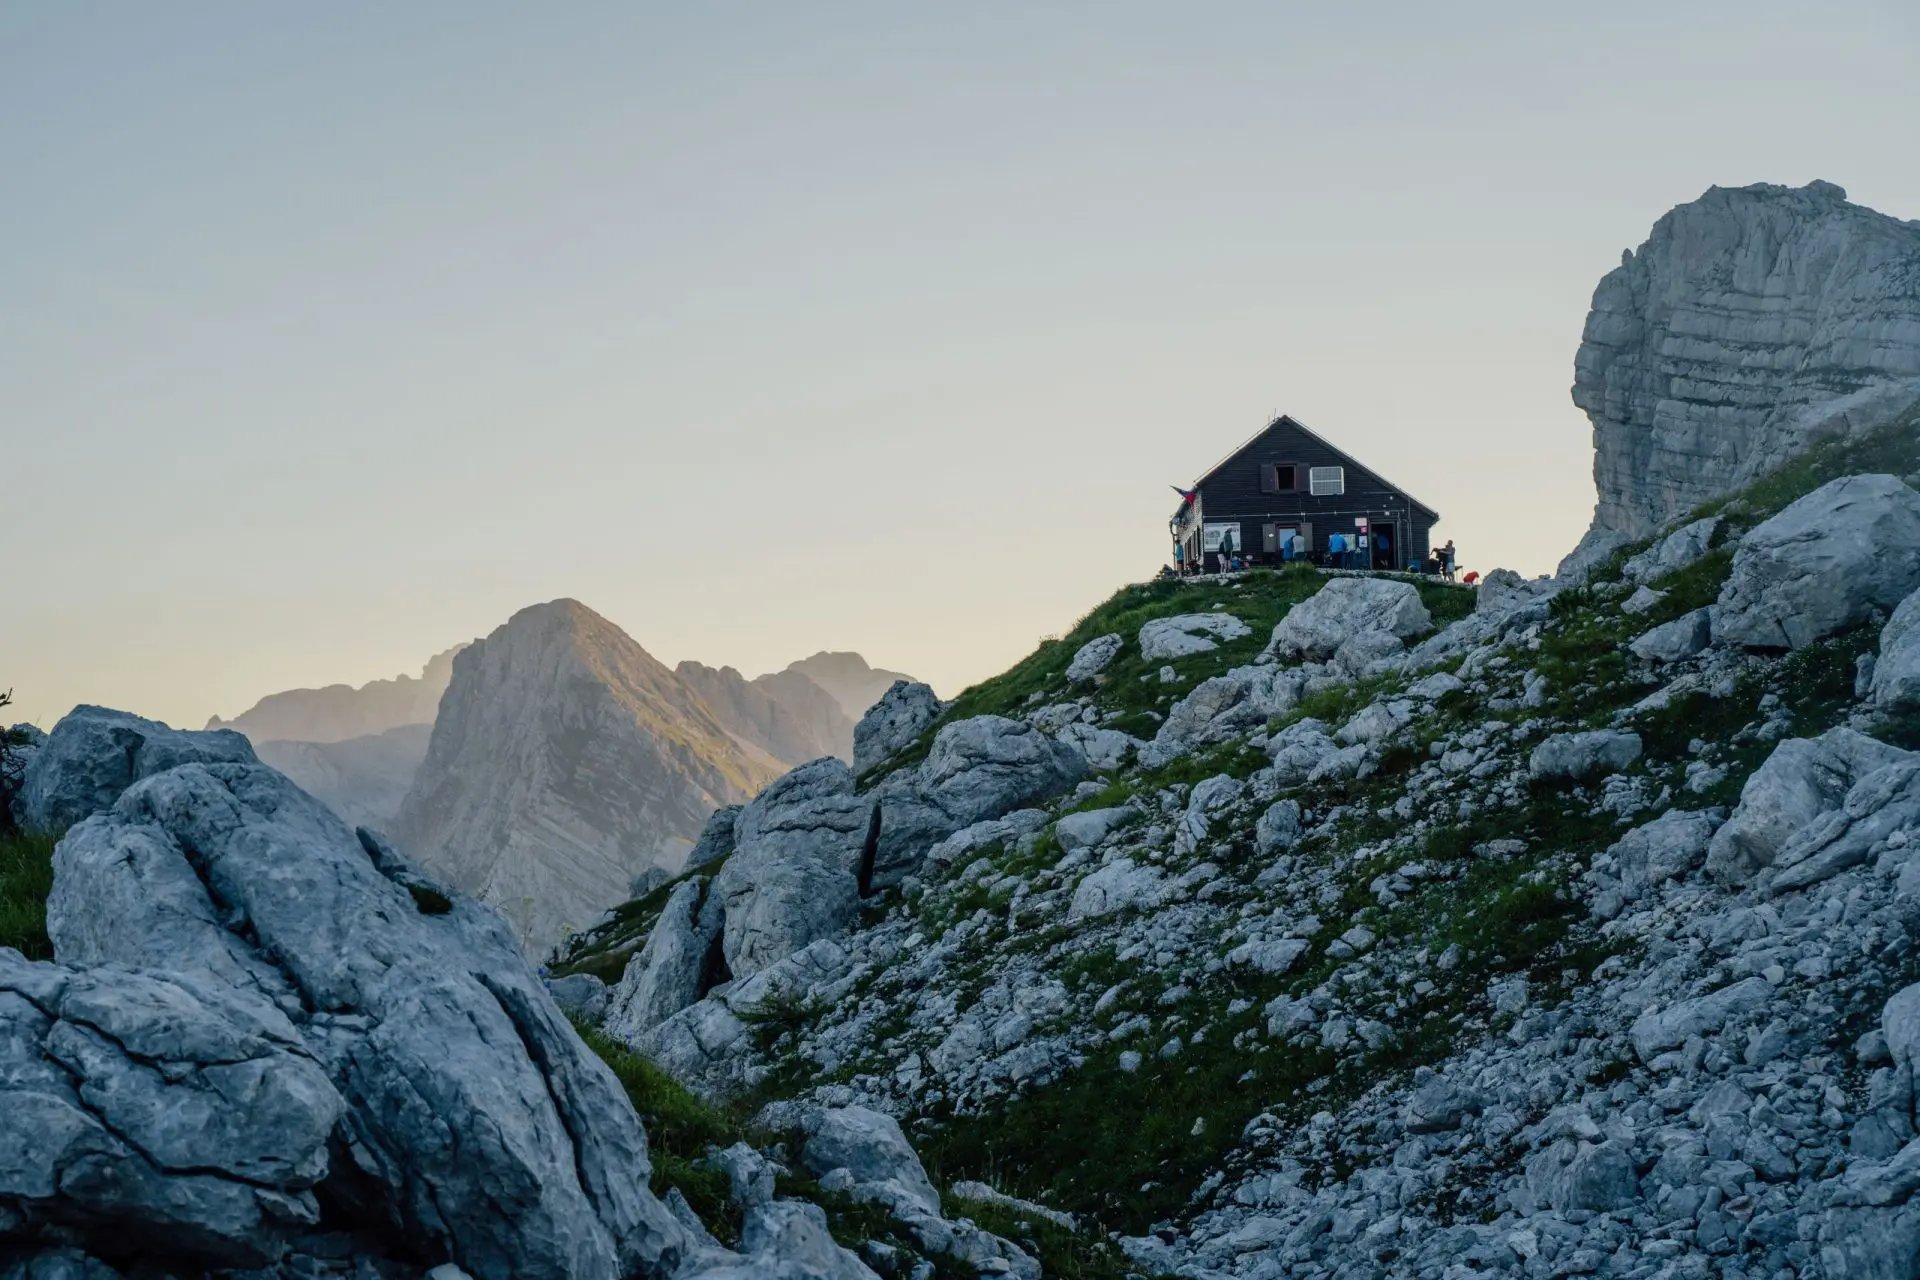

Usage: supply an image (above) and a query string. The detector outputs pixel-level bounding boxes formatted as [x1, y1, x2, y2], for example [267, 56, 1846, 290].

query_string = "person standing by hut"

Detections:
[1216, 527, 1236, 573]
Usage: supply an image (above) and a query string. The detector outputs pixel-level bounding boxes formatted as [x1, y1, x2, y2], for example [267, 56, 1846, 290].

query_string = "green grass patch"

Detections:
[575, 1019, 750, 1243]
[0, 831, 56, 960]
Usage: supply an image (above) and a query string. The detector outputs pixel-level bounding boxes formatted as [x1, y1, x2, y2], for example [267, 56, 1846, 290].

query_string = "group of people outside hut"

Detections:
[1174, 533, 1459, 579]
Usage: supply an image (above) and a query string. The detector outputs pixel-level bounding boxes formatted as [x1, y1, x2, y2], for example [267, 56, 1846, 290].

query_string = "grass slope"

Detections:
[0, 831, 56, 960]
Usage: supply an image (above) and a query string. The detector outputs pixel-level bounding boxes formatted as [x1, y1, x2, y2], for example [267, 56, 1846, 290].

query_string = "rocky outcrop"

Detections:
[712, 759, 873, 981]
[602, 876, 726, 1040]
[251, 723, 433, 831]
[0, 952, 343, 1268]
[1572, 180, 1920, 544]
[869, 717, 1086, 885]
[1873, 587, 1920, 710]
[1629, 608, 1712, 664]
[1065, 633, 1123, 682]
[19, 754, 685, 1279]
[1712, 475, 1920, 650]
[1705, 726, 1913, 884]
[852, 681, 940, 775]
[1265, 578, 1432, 673]
[208, 646, 464, 744]
[1622, 516, 1721, 585]
[1138, 614, 1251, 660]
[13, 707, 256, 834]
[392, 600, 789, 953]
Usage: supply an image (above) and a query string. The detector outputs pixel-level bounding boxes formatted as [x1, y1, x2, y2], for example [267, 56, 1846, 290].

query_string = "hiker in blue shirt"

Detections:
[1328, 531, 1346, 568]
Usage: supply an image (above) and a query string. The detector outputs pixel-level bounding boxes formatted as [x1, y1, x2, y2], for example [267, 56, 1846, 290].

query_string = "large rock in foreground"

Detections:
[1711, 475, 1920, 650]
[13, 707, 255, 835]
[34, 761, 683, 1279]
[1572, 179, 1920, 544]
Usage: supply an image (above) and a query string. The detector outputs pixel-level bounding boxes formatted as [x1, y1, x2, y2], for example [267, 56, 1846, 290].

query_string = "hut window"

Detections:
[1260, 464, 1299, 494]
[1309, 466, 1345, 496]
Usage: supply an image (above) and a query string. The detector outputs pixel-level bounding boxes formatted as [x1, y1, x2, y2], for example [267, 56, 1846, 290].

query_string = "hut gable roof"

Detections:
[1193, 415, 1439, 520]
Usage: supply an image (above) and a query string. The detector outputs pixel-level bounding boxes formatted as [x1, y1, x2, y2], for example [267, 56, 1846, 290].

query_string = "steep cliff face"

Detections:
[393, 600, 788, 951]
[1572, 180, 1920, 550]
[208, 646, 465, 742]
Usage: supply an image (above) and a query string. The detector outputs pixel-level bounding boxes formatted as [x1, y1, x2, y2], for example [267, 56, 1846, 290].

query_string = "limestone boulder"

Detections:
[42, 759, 686, 1280]
[0, 952, 342, 1270]
[711, 759, 872, 980]
[852, 681, 941, 775]
[685, 805, 742, 870]
[1873, 587, 1920, 710]
[1065, 633, 1124, 682]
[1267, 719, 1338, 788]
[1266, 578, 1432, 667]
[14, 706, 255, 835]
[1623, 517, 1721, 585]
[869, 717, 1085, 884]
[1054, 721, 1140, 773]
[1254, 799, 1302, 856]
[1055, 806, 1130, 853]
[1629, 608, 1712, 664]
[1712, 474, 1920, 650]
[1138, 613, 1251, 660]
[1527, 731, 1643, 782]
[1706, 727, 1913, 884]
[603, 876, 726, 1040]
[1068, 858, 1168, 920]
[1769, 759, 1920, 894]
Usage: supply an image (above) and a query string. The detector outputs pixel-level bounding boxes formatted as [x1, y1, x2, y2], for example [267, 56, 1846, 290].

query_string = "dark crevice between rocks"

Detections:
[153, 785, 325, 1016]
[857, 803, 883, 899]
[356, 827, 453, 915]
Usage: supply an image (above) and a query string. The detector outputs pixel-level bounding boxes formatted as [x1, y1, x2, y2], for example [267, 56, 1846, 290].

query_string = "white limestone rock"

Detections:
[1573, 180, 1920, 544]
[1623, 517, 1721, 585]
[1054, 721, 1140, 772]
[868, 716, 1086, 884]
[1065, 633, 1124, 681]
[1055, 806, 1130, 852]
[1705, 727, 1913, 884]
[1138, 613, 1251, 660]
[1265, 578, 1432, 667]
[1068, 858, 1168, 920]
[42, 758, 686, 1280]
[711, 759, 872, 981]
[603, 876, 726, 1040]
[1873, 587, 1920, 710]
[1527, 731, 1643, 781]
[852, 680, 941, 775]
[1630, 608, 1712, 664]
[1712, 474, 1920, 650]
[14, 706, 255, 835]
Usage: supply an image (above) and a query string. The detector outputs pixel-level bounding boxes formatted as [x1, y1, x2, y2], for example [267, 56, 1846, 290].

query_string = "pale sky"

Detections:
[7, 1, 1920, 730]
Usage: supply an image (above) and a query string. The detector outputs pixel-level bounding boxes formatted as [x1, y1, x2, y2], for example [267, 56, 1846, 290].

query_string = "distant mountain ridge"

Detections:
[386, 600, 908, 951]
[783, 651, 916, 723]
[208, 646, 465, 743]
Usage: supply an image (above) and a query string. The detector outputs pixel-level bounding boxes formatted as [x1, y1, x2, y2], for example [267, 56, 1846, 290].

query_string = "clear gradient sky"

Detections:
[7, 2, 1920, 730]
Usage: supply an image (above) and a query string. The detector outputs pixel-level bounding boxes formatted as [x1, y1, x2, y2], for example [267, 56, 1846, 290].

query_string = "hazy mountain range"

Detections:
[209, 606, 913, 950]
